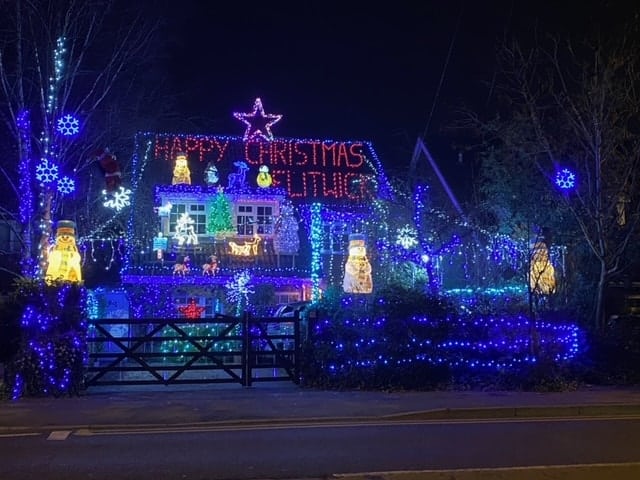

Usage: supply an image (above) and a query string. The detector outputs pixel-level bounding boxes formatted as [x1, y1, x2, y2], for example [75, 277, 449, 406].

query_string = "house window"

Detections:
[169, 203, 206, 235]
[236, 203, 275, 236]
[256, 206, 274, 235]
[322, 221, 349, 254]
[275, 290, 301, 305]
[236, 205, 254, 236]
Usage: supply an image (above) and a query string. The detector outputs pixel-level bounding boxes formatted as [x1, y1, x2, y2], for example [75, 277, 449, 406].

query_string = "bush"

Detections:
[300, 285, 585, 391]
[4, 279, 87, 398]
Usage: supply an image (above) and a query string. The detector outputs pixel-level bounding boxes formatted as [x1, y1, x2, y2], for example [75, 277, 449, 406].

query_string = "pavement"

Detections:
[2, 382, 640, 432]
[2, 383, 640, 479]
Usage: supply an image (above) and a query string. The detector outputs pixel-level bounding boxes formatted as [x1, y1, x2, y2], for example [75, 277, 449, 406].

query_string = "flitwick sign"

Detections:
[152, 134, 386, 202]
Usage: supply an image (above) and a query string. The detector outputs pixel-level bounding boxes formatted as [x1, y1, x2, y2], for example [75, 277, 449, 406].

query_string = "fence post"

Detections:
[241, 312, 252, 387]
[293, 311, 301, 385]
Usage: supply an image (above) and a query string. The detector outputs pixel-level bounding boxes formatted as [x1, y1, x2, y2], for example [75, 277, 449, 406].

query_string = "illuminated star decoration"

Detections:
[56, 114, 80, 136]
[102, 186, 132, 211]
[233, 98, 282, 141]
[178, 298, 206, 319]
[396, 225, 419, 249]
[555, 168, 576, 190]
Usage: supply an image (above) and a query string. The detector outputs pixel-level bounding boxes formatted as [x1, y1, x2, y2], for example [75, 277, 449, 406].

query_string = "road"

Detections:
[1, 416, 640, 479]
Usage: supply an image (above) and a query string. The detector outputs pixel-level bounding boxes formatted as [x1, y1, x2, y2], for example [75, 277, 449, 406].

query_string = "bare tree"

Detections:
[0, 0, 159, 280]
[469, 28, 640, 328]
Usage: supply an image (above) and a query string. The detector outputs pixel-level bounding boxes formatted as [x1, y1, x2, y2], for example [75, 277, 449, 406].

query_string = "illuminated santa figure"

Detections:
[342, 234, 373, 294]
[45, 220, 83, 284]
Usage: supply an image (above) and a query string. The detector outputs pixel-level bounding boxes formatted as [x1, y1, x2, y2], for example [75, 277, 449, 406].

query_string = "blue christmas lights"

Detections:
[555, 168, 576, 190]
[56, 114, 80, 136]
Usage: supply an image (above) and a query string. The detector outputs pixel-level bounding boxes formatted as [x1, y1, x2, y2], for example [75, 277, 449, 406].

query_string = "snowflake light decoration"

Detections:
[225, 270, 254, 312]
[56, 114, 80, 136]
[57, 176, 75, 195]
[396, 225, 419, 249]
[35, 159, 59, 184]
[102, 186, 131, 211]
[555, 168, 576, 190]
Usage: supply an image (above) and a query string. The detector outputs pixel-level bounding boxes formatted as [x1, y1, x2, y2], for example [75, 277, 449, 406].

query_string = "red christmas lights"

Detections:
[177, 298, 206, 319]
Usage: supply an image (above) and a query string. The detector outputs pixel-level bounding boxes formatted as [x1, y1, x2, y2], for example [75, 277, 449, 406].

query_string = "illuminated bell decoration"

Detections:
[529, 241, 556, 295]
[257, 165, 272, 188]
[233, 97, 282, 141]
[342, 234, 373, 294]
[45, 220, 83, 284]
[172, 152, 191, 185]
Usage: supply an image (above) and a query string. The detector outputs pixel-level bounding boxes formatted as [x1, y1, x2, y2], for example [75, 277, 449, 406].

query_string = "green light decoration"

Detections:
[206, 187, 235, 238]
[310, 203, 322, 301]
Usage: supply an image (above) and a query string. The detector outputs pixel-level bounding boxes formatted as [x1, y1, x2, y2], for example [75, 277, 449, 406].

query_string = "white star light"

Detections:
[103, 186, 131, 211]
[56, 114, 80, 136]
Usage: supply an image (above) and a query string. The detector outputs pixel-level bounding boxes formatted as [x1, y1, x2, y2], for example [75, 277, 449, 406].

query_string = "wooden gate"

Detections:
[85, 313, 301, 387]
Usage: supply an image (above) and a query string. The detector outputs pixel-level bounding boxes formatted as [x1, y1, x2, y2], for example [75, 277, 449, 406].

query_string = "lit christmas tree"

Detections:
[206, 187, 235, 238]
[273, 200, 300, 254]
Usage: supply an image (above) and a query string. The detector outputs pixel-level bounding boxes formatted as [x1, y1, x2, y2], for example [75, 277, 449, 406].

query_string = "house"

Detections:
[97, 99, 394, 319]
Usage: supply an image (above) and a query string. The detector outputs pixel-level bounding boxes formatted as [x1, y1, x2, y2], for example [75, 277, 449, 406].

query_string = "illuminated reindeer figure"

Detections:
[202, 255, 219, 275]
[228, 233, 262, 256]
[227, 161, 249, 190]
[173, 256, 191, 276]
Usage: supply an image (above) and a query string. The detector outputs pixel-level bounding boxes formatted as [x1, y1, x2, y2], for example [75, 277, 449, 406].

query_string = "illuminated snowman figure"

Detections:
[342, 234, 373, 294]
[205, 162, 219, 186]
[256, 165, 272, 188]
[172, 152, 191, 185]
[45, 220, 83, 284]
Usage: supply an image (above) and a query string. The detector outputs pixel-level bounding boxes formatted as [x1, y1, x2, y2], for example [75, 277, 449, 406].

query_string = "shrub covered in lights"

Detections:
[4, 280, 87, 398]
[301, 285, 583, 391]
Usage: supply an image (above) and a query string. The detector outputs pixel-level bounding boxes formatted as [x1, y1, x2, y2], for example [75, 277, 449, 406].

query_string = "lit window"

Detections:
[169, 203, 206, 235]
[236, 205, 254, 235]
[235, 203, 276, 236]
[322, 221, 349, 254]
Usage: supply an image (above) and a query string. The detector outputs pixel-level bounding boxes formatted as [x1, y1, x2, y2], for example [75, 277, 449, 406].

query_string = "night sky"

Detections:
[161, 1, 633, 174]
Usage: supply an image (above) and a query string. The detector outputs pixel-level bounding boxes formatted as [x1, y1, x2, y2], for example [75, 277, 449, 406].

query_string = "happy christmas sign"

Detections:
[150, 99, 387, 202]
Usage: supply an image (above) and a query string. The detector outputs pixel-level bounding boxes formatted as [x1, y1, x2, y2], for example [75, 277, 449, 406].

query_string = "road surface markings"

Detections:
[47, 430, 72, 441]
[334, 462, 640, 479]
[73, 415, 640, 437]
[0, 432, 41, 438]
